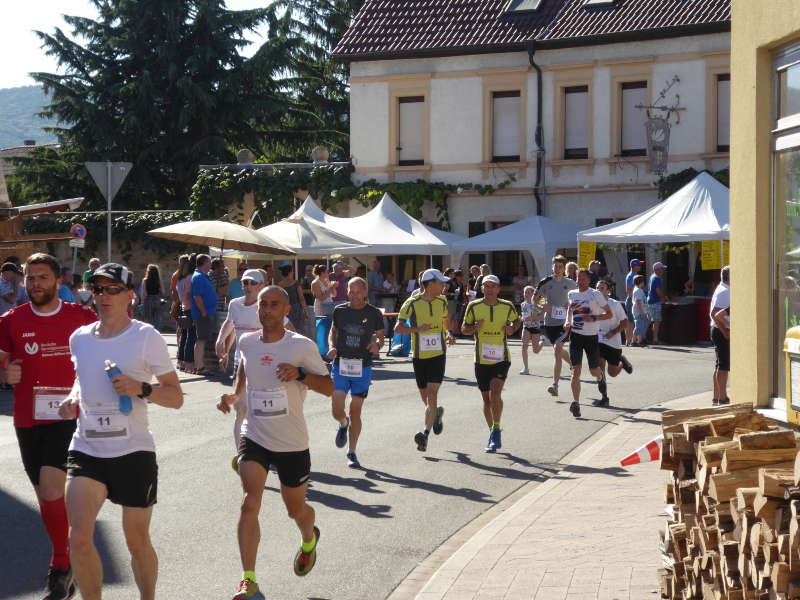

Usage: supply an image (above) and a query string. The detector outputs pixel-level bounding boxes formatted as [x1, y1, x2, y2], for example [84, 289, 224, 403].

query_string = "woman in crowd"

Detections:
[141, 263, 163, 330]
[566, 261, 578, 281]
[176, 254, 197, 372]
[278, 264, 308, 333]
[311, 264, 337, 360]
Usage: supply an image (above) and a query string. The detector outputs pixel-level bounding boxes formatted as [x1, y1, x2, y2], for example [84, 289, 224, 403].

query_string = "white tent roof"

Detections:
[452, 215, 581, 277]
[577, 172, 730, 243]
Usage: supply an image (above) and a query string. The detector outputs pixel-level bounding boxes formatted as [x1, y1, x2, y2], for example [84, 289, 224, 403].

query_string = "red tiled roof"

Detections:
[333, 0, 730, 61]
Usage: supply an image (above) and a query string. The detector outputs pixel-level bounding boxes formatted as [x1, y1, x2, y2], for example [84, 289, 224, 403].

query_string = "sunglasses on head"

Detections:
[92, 284, 128, 295]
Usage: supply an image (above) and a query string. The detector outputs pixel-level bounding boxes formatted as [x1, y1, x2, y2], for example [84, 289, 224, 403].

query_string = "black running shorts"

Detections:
[569, 332, 600, 370]
[543, 325, 569, 345]
[412, 355, 446, 389]
[598, 343, 622, 366]
[474, 361, 511, 392]
[67, 450, 158, 508]
[711, 327, 730, 371]
[524, 326, 542, 335]
[238, 436, 311, 488]
[15, 420, 76, 485]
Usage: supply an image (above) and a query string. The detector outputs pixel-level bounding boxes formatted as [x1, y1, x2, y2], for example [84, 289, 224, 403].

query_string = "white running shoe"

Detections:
[519, 367, 529, 375]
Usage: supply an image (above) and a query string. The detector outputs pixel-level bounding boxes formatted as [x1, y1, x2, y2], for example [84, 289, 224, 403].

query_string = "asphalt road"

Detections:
[0, 334, 714, 599]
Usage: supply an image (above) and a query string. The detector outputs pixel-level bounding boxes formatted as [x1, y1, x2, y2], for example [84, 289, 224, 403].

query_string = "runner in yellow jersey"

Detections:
[461, 275, 521, 453]
[395, 269, 455, 452]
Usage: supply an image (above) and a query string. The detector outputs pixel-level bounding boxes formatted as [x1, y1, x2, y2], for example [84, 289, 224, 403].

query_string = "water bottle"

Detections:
[104, 360, 132, 414]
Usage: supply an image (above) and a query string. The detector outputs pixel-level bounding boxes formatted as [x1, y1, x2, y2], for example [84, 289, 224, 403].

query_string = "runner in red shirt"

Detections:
[0, 253, 96, 600]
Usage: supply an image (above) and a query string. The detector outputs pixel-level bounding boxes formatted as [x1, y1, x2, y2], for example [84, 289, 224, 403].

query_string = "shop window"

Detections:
[492, 91, 521, 162]
[620, 81, 647, 157]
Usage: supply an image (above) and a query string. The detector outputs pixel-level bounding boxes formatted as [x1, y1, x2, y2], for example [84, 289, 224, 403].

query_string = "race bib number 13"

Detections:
[33, 386, 71, 420]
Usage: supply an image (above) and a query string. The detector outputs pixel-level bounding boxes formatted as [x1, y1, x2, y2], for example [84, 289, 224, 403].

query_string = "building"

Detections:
[729, 0, 800, 413]
[334, 0, 731, 282]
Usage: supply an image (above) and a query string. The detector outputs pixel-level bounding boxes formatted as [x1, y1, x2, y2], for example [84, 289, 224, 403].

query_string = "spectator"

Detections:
[566, 261, 578, 281]
[176, 255, 197, 372]
[330, 260, 354, 305]
[209, 258, 229, 312]
[278, 264, 307, 332]
[311, 264, 337, 360]
[647, 262, 667, 344]
[588, 260, 602, 287]
[367, 259, 384, 306]
[142, 264, 163, 330]
[190, 254, 217, 376]
[58, 267, 75, 302]
[631, 275, 649, 346]
[0, 262, 21, 314]
[474, 264, 491, 300]
[512, 265, 531, 304]
[710, 266, 731, 406]
[624, 259, 643, 347]
[82, 257, 101, 284]
[227, 263, 247, 301]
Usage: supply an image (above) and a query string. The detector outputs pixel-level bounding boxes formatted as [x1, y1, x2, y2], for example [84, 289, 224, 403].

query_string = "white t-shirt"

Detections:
[632, 287, 647, 318]
[69, 320, 175, 458]
[226, 297, 291, 353]
[567, 288, 608, 336]
[598, 297, 628, 349]
[710, 282, 730, 329]
[239, 330, 328, 453]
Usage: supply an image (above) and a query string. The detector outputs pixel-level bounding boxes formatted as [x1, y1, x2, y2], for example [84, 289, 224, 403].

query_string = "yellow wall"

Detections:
[730, 0, 800, 406]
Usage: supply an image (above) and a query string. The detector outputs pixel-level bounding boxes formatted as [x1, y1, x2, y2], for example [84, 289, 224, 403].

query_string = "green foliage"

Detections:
[0, 86, 58, 149]
[657, 167, 730, 200]
[189, 164, 514, 230]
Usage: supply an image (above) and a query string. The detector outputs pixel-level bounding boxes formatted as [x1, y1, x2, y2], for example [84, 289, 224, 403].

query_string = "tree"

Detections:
[10, 0, 287, 210]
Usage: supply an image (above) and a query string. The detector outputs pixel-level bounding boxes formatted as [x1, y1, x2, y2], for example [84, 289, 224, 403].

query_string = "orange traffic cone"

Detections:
[620, 434, 662, 466]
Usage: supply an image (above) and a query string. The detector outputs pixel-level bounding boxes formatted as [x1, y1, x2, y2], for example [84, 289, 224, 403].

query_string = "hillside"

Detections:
[0, 85, 58, 149]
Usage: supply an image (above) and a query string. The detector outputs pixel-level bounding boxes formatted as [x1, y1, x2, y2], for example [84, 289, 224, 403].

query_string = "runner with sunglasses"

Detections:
[0, 253, 96, 600]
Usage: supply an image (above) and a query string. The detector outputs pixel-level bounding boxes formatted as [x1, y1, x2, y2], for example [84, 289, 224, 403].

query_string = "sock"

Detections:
[492, 421, 500, 430]
[40, 498, 70, 570]
[301, 532, 317, 553]
[242, 570, 256, 583]
[423, 429, 430, 437]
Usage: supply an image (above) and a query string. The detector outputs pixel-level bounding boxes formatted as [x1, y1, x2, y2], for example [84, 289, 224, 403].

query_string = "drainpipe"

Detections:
[527, 40, 545, 216]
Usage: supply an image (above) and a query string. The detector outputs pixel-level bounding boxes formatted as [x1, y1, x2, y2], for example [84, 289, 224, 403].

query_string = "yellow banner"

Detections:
[723, 240, 729, 266]
[578, 241, 596, 268]
[701, 240, 722, 270]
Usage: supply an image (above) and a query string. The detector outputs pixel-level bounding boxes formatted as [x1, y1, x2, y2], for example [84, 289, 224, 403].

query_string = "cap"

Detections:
[482, 274, 500, 285]
[1, 262, 21, 274]
[421, 268, 449, 283]
[653, 262, 667, 271]
[89, 263, 133, 287]
[629, 259, 642, 267]
[241, 269, 265, 284]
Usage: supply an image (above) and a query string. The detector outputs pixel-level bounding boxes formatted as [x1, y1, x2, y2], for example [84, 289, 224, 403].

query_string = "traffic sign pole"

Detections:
[85, 162, 132, 263]
[69, 224, 87, 274]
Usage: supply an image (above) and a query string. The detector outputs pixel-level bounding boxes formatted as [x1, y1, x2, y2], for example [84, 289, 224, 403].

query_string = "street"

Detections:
[0, 334, 714, 600]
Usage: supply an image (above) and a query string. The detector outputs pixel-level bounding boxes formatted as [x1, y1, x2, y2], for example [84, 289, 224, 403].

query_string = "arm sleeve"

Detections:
[144, 328, 175, 377]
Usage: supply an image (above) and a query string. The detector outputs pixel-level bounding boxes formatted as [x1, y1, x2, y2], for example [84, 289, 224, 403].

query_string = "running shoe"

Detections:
[491, 428, 502, 450]
[592, 397, 610, 407]
[569, 402, 581, 418]
[335, 416, 350, 448]
[719, 397, 730, 405]
[232, 455, 239, 473]
[346, 451, 360, 468]
[432, 406, 445, 435]
[620, 355, 633, 374]
[233, 578, 265, 600]
[43, 566, 75, 600]
[597, 377, 607, 398]
[414, 431, 428, 452]
[547, 384, 558, 397]
[293, 526, 320, 577]
[484, 430, 496, 453]
[519, 366, 529, 375]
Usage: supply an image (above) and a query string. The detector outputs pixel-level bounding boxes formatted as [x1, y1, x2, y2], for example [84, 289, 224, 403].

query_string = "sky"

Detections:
[0, 0, 270, 90]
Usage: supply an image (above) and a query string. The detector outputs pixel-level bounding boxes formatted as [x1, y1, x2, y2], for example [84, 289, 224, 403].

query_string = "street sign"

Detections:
[70, 224, 87, 240]
[69, 238, 86, 248]
[85, 161, 132, 261]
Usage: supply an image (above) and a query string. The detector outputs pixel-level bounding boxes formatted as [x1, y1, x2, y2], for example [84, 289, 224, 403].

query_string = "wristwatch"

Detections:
[296, 368, 307, 382]
[139, 382, 153, 398]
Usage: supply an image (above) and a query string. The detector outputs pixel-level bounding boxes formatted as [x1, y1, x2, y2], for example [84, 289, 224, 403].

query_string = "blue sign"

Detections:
[70, 224, 87, 240]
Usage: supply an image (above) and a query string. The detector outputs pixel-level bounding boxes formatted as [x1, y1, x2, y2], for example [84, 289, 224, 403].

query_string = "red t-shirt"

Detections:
[0, 301, 97, 428]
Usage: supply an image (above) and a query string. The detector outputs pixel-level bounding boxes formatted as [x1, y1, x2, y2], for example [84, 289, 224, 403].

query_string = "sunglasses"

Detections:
[92, 284, 128, 295]
[242, 280, 260, 286]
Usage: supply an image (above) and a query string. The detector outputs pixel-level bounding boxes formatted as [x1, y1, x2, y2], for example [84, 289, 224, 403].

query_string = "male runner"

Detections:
[328, 277, 384, 467]
[565, 268, 612, 418]
[218, 286, 332, 600]
[461, 275, 520, 453]
[534, 255, 576, 397]
[394, 268, 455, 452]
[58, 263, 183, 600]
[594, 280, 633, 407]
[0, 253, 96, 600]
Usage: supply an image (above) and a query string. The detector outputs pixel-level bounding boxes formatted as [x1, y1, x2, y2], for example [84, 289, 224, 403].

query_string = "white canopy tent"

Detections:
[451, 215, 581, 278]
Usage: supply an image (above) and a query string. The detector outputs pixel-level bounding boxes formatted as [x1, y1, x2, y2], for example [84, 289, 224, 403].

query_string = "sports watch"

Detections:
[139, 382, 153, 398]
[296, 367, 307, 382]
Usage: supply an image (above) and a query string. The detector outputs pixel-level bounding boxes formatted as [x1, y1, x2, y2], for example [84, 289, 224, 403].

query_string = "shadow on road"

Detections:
[264, 476, 392, 519]
[428, 451, 551, 483]
[362, 468, 493, 504]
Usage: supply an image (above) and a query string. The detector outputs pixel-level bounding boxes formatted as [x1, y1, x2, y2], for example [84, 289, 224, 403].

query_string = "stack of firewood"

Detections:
[659, 403, 800, 599]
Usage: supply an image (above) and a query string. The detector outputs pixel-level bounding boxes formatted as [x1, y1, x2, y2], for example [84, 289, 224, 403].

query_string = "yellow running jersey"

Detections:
[397, 294, 449, 359]
[462, 298, 518, 365]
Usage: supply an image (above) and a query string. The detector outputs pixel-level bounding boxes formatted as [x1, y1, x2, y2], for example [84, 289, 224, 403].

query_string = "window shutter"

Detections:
[398, 97, 425, 165]
[492, 91, 521, 161]
[717, 74, 730, 151]
[621, 82, 647, 156]
[564, 86, 589, 159]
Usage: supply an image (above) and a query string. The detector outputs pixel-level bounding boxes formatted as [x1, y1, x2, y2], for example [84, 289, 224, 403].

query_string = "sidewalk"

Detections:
[388, 391, 711, 600]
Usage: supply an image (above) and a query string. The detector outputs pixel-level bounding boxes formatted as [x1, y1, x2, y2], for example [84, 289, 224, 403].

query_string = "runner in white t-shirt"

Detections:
[217, 286, 332, 600]
[58, 262, 183, 600]
[564, 268, 612, 418]
[594, 280, 634, 407]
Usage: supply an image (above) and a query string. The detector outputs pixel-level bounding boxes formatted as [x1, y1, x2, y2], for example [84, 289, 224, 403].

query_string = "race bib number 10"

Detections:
[420, 333, 442, 351]
[339, 358, 364, 378]
[550, 306, 567, 320]
[481, 344, 504, 363]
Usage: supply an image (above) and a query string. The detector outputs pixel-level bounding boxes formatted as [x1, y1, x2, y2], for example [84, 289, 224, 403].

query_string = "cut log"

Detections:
[739, 488, 762, 511]
[722, 448, 800, 473]
[701, 441, 743, 469]
[712, 469, 773, 504]
[738, 431, 797, 451]
[711, 413, 770, 438]
[754, 494, 781, 525]
[662, 403, 754, 429]
[761, 466, 796, 499]
[671, 432, 697, 458]
[772, 562, 789, 594]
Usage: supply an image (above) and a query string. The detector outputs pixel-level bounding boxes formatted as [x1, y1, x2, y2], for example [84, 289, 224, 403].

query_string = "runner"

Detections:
[328, 277, 384, 467]
[461, 275, 521, 453]
[57, 262, 183, 600]
[594, 280, 633, 407]
[217, 286, 332, 600]
[394, 268, 455, 452]
[534, 255, 576, 397]
[519, 285, 544, 375]
[565, 268, 612, 418]
[0, 253, 96, 600]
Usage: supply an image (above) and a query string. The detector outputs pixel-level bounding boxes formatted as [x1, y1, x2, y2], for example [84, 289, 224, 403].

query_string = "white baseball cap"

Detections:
[482, 275, 500, 285]
[421, 268, 450, 283]
[241, 269, 265, 283]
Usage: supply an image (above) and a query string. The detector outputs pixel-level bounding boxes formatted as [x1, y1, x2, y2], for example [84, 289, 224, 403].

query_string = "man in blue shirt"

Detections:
[191, 254, 218, 375]
[647, 262, 667, 344]
[624, 259, 642, 346]
[58, 267, 75, 302]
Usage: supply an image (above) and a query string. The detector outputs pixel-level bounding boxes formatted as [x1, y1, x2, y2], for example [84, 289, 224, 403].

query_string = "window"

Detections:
[717, 74, 730, 152]
[397, 96, 425, 166]
[564, 85, 589, 159]
[492, 91, 521, 162]
[504, 0, 542, 14]
[620, 81, 647, 156]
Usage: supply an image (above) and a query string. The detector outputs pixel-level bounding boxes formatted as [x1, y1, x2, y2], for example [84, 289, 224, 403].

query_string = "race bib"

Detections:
[84, 406, 130, 440]
[420, 333, 442, 352]
[33, 386, 71, 420]
[481, 344, 504, 363]
[249, 388, 289, 418]
[550, 306, 567, 320]
[339, 358, 363, 378]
